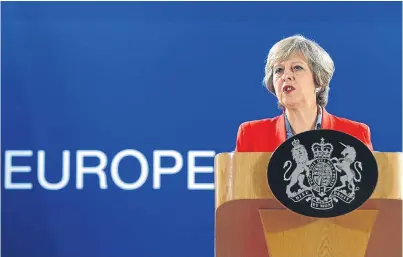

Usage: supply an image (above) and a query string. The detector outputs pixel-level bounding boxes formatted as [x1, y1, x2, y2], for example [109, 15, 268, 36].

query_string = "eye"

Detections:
[293, 65, 303, 71]
[274, 67, 283, 74]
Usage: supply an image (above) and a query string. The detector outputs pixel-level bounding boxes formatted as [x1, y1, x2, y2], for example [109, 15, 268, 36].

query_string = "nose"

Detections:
[282, 68, 294, 81]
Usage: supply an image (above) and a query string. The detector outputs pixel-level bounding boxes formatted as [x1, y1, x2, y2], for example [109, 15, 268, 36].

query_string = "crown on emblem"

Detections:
[311, 138, 333, 159]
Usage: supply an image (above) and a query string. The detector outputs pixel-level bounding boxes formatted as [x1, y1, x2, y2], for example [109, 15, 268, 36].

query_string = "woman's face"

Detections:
[272, 52, 317, 108]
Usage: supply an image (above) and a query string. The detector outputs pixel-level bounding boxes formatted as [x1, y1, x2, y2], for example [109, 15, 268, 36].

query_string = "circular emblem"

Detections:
[267, 129, 378, 218]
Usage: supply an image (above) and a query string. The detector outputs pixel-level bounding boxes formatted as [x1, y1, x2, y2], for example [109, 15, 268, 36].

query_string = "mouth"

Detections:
[282, 85, 296, 94]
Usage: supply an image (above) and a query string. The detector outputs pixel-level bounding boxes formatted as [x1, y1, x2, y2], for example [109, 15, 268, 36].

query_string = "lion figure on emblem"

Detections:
[332, 142, 363, 195]
[283, 140, 313, 197]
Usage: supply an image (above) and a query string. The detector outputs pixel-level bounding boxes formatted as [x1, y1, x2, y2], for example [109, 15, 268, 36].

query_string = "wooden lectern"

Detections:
[215, 152, 402, 257]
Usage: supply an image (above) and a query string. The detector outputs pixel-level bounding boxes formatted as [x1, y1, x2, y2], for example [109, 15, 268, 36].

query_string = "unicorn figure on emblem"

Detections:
[332, 142, 363, 197]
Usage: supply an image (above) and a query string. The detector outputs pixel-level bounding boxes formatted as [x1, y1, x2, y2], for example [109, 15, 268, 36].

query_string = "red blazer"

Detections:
[235, 108, 373, 152]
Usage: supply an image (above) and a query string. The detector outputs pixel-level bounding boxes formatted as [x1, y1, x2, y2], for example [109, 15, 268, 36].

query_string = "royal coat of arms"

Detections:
[283, 137, 363, 210]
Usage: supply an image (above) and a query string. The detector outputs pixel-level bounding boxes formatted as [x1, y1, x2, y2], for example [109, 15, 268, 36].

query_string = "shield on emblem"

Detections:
[313, 162, 332, 186]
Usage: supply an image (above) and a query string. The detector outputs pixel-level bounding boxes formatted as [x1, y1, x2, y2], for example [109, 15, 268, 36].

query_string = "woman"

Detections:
[235, 35, 373, 152]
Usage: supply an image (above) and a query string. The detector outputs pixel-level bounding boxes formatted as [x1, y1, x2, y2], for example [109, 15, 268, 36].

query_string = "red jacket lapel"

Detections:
[321, 108, 334, 129]
[274, 107, 334, 145]
[274, 113, 287, 150]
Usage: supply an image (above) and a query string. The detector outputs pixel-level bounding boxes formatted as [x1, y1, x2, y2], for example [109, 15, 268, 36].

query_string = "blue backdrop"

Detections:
[2, 2, 402, 257]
